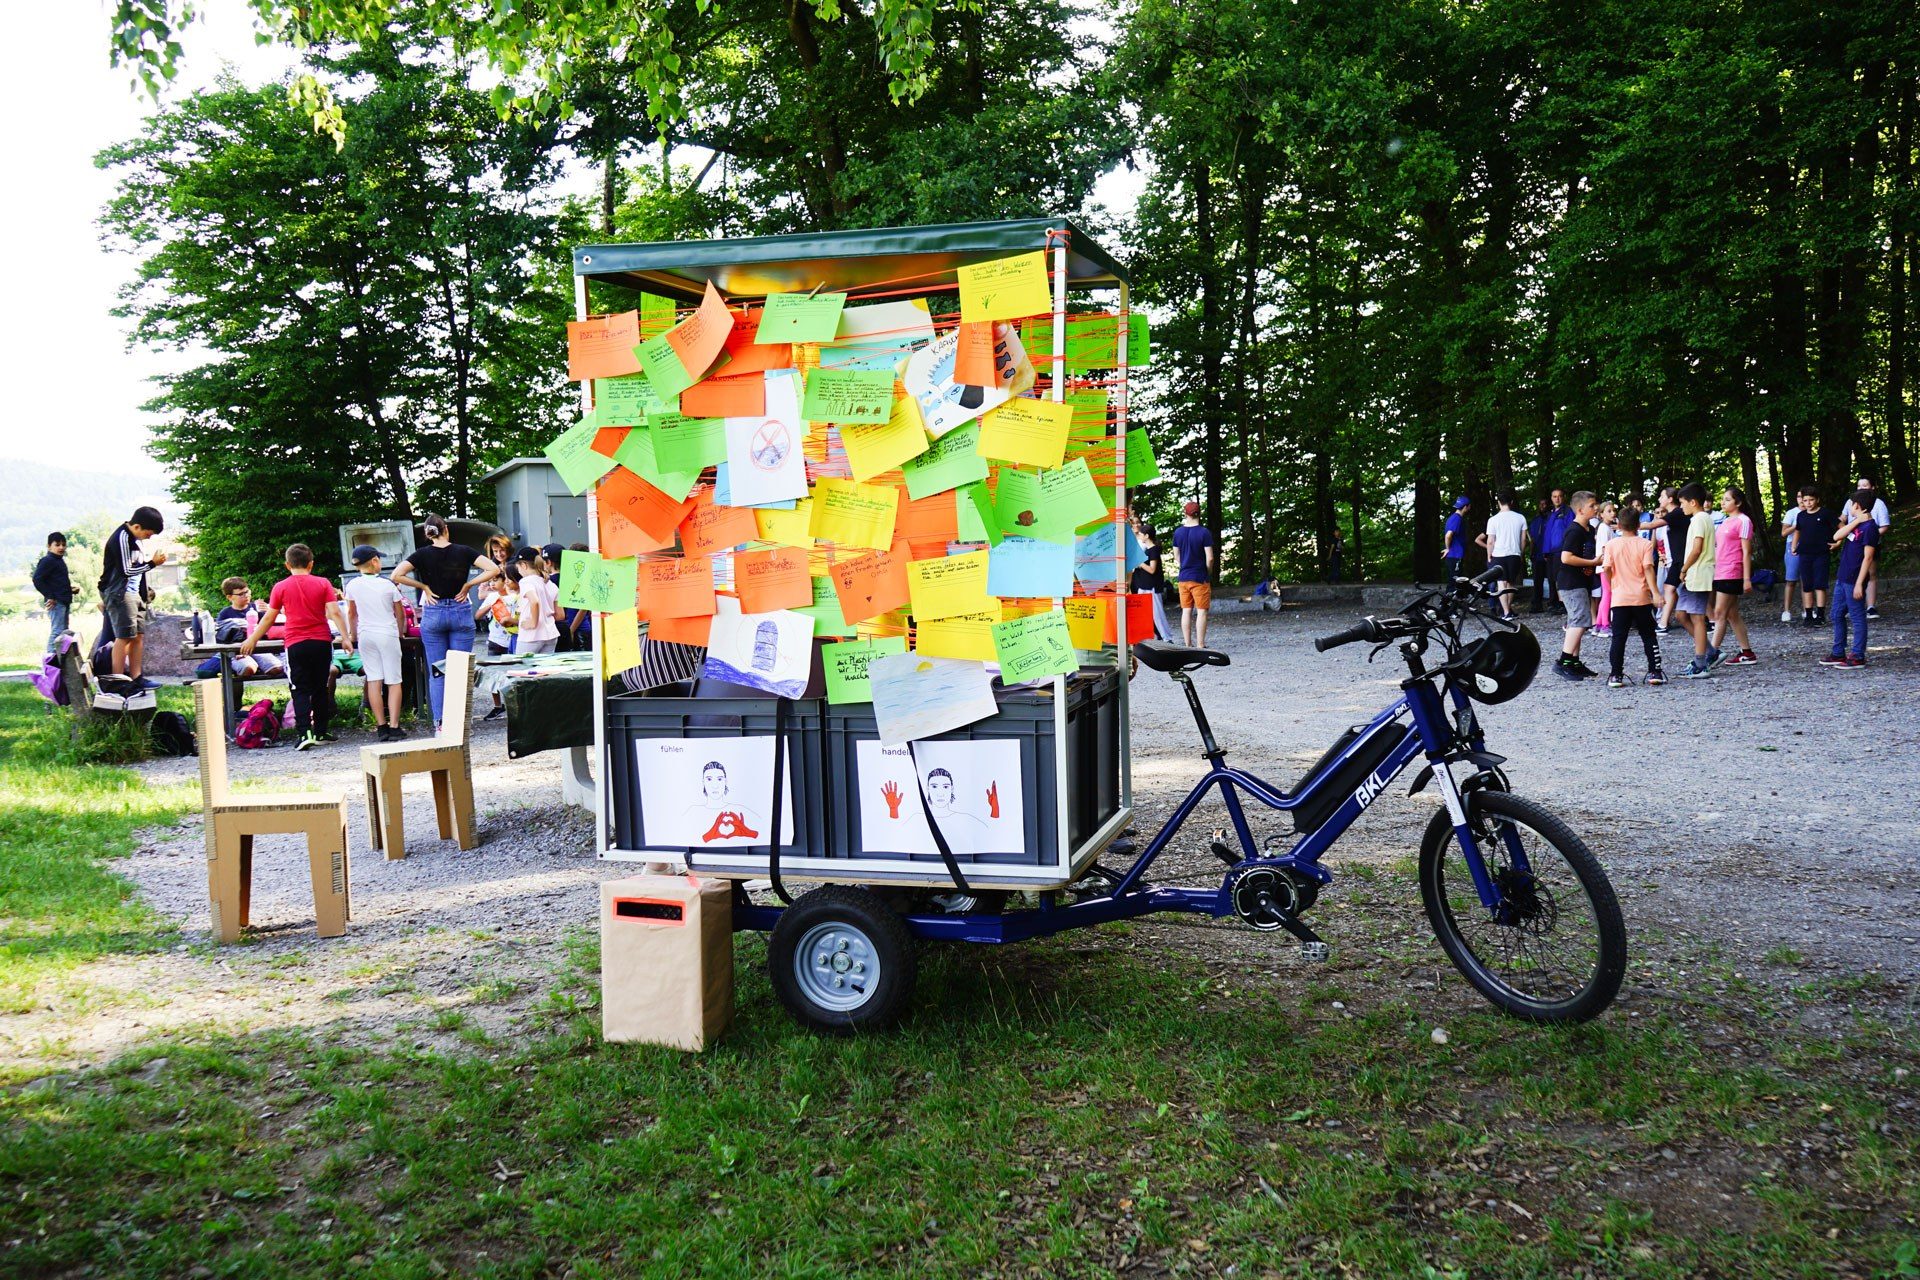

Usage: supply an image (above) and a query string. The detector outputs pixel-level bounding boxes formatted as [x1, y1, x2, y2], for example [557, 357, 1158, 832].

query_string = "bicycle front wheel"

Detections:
[1419, 791, 1626, 1023]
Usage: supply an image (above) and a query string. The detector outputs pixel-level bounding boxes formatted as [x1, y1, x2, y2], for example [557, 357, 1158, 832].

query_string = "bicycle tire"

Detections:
[1418, 791, 1626, 1023]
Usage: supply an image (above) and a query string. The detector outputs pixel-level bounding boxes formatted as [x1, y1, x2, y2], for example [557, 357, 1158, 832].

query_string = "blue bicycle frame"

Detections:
[736, 656, 1529, 946]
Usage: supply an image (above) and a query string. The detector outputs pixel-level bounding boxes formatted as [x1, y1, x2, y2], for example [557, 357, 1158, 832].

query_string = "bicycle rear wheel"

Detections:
[1419, 791, 1625, 1023]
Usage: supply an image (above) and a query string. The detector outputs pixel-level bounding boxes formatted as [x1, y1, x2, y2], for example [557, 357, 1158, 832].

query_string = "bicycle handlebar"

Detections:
[1313, 619, 1383, 652]
[1468, 563, 1506, 587]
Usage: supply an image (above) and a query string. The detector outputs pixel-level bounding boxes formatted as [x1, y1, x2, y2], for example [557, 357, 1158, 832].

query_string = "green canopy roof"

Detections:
[573, 217, 1128, 302]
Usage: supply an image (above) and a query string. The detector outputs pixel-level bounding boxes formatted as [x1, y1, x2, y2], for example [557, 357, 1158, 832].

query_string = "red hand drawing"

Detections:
[881, 781, 903, 818]
[701, 811, 760, 842]
[987, 782, 1000, 819]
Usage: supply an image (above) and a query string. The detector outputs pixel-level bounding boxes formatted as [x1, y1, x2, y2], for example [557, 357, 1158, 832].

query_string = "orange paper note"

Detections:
[636, 557, 717, 621]
[567, 311, 643, 381]
[720, 313, 794, 377]
[599, 505, 674, 558]
[647, 612, 714, 647]
[829, 544, 911, 625]
[734, 547, 813, 612]
[681, 375, 766, 419]
[954, 321, 999, 387]
[680, 488, 760, 557]
[894, 489, 959, 546]
[592, 425, 630, 457]
[600, 468, 695, 545]
[1103, 592, 1155, 644]
[665, 281, 734, 380]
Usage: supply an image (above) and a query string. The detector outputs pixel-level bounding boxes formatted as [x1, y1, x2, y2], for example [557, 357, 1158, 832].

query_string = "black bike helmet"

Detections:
[1452, 626, 1540, 704]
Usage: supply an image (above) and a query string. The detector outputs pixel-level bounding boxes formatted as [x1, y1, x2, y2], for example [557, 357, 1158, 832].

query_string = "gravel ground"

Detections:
[8, 587, 1914, 1071]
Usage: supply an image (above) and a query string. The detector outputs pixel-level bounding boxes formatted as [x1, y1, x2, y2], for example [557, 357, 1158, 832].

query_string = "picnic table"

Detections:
[479, 652, 597, 807]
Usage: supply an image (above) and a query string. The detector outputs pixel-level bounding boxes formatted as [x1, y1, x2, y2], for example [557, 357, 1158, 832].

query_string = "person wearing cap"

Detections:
[344, 545, 409, 742]
[1442, 497, 1469, 577]
[1171, 500, 1215, 648]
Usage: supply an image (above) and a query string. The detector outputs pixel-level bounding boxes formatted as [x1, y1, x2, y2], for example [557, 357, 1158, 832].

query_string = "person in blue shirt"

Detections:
[1536, 489, 1573, 614]
[1442, 496, 1469, 577]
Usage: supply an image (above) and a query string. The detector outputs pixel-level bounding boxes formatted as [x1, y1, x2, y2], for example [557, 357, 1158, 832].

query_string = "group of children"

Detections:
[1535, 482, 1885, 686]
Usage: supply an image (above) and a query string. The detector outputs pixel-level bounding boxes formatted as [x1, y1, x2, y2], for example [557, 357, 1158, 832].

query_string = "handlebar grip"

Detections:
[1469, 563, 1506, 587]
[1314, 619, 1380, 652]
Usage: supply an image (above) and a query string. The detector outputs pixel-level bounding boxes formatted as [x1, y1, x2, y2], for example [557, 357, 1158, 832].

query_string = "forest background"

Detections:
[100, 0, 1920, 603]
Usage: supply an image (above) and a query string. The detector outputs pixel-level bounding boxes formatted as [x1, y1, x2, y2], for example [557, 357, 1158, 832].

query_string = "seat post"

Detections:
[1172, 670, 1226, 761]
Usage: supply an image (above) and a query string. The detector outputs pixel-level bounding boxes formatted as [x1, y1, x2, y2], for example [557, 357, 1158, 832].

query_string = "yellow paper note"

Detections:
[914, 608, 1004, 661]
[957, 252, 1053, 324]
[906, 550, 994, 622]
[810, 477, 900, 550]
[601, 607, 643, 676]
[977, 396, 1073, 469]
[755, 499, 815, 549]
[841, 391, 931, 482]
[1064, 598, 1107, 649]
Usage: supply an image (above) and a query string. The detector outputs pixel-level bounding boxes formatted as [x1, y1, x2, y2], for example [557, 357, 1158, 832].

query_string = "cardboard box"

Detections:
[600, 875, 733, 1051]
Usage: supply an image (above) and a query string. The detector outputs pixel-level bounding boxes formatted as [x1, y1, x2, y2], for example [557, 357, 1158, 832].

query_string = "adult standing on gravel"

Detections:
[1477, 491, 1529, 622]
[32, 532, 74, 653]
[392, 515, 502, 732]
[1172, 501, 1215, 648]
[1538, 489, 1573, 615]
[1442, 496, 1469, 577]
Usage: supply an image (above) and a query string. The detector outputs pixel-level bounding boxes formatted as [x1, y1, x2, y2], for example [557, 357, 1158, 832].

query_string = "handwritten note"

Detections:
[907, 550, 994, 621]
[664, 280, 734, 382]
[869, 652, 999, 746]
[723, 370, 808, 507]
[599, 468, 694, 545]
[646, 411, 726, 474]
[719, 311, 794, 377]
[634, 330, 701, 400]
[611, 424, 703, 504]
[822, 635, 908, 704]
[567, 311, 643, 381]
[802, 368, 896, 424]
[1039, 457, 1110, 529]
[1064, 598, 1107, 649]
[681, 375, 764, 419]
[820, 299, 935, 372]
[955, 479, 1002, 547]
[987, 536, 1076, 599]
[1125, 427, 1159, 485]
[756, 291, 848, 344]
[557, 552, 637, 613]
[902, 420, 990, 500]
[544, 418, 619, 495]
[913, 610, 1002, 662]
[680, 490, 760, 557]
[796, 574, 857, 637]
[601, 607, 644, 677]
[829, 545, 910, 625]
[733, 547, 813, 613]
[842, 390, 931, 482]
[810, 478, 899, 550]
[635, 557, 717, 621]
[595, 374, 664, 424]
[978, 396, 1073, 469]
[957, 251, 1053, 324]
[992, 610, 1077, 683]
[598, 504, 673, 558]
[1073, 522, 1146, 586]
[755, 499, 816, 549]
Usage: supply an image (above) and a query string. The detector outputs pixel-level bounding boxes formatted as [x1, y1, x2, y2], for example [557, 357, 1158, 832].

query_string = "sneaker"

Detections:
[1607, 675, 1627, 688]
[1724, 650, 1758, 667]
[1843, 656, 1867, 669]
[1677, 661, 1713, 679]
[1802, 613, 1818, 627]
[483, 706, 506, 721]
[1818, 652, 1848, 666]
[296, 731, 321, 751]
[387, 723, 407, 740]
[1656, 624, 1671, 635]
[315, 730, 338, 744]
[1555, 660, 1583, 681]
[375, 726, 395, 742]
[1571, 659, 1600, 679]
[1780, 610, 1792, 623]
[1706, 645, 1727, 669]
[1592, 627, 1612, 638]
[1867, 607, 1880, 620]
[1647, 670, 1668, 686]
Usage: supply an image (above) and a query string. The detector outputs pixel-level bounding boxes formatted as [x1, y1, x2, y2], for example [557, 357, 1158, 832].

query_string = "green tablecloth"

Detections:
[490, 654, 595, 759]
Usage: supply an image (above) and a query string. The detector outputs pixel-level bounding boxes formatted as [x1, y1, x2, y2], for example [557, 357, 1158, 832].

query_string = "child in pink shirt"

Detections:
[1709, 487, 1757, 667]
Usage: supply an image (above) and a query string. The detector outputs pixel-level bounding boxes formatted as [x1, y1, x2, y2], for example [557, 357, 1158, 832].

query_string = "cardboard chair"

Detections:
[359, 648, 479, 859]
[195, 679, 351, 944]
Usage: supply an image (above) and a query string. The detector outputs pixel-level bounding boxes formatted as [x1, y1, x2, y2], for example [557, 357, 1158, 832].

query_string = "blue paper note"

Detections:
[987, 536, 1076, 599]
[1073, 524, 1146, 585]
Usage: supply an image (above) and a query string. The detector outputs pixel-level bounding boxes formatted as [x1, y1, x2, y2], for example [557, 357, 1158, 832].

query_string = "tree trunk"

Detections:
[786, 0, 852, 224]
[1889, 77, 1919, 501]
[1195, 159, 1225, 580]
[602, 158, 617, 236]
[1762, 100, 1815, 487]
[1233, 151, 1265, 583]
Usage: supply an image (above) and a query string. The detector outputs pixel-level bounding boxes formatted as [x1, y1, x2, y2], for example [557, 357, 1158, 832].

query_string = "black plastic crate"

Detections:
[605, 687, 827, 864]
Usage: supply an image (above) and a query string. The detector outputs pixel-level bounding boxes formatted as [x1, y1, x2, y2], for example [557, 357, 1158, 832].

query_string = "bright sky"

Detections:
[0, 2, 295, 471]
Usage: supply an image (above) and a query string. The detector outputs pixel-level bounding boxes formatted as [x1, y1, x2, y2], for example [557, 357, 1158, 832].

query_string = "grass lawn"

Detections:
[1, 689, 1916, 1277]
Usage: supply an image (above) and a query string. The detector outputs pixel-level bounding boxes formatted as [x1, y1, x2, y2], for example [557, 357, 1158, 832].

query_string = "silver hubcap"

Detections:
[793, 921, 879, 1012]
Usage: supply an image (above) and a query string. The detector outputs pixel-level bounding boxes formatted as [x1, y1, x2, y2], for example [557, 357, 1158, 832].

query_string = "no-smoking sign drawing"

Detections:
[749, 418, 790, 471]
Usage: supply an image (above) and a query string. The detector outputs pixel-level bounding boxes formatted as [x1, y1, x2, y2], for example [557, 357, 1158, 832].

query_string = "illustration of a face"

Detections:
[926, 769, 955, 812]
[702, 765, 728, 803]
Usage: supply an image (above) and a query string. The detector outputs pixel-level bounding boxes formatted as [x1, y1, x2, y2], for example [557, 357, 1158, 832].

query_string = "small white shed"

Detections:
[484, 458, 589, 550]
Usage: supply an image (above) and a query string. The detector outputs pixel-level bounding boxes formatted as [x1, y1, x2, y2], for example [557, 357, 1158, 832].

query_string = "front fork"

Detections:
[1429, 686, 1532, 911]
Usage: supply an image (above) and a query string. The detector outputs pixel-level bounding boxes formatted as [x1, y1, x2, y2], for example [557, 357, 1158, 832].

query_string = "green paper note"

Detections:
[902, 420, 991, 500]
[796, 575, 857, 637]
[1041, 457, 1111, 531]
[1125, 427, 1160, 485]
[595, 374, 664, 425]
[544, 418, 618, 495]
[639, 291, 677, 340]
[611, 424, 702, 503]
[557, 551, 637, 613]
[802, 368, 894, 423]
[757, 291, 848, 344]
[822, 635, 908, 704]
[1020, 313, 1152, 372]
[994, 459, 1105, 545]
[992, 610, 1078, 683]
[648, 410, 727, 473]
[635, 331, 699, 399]
[1126, 314, 1151, 368]
[956, 479, 1002, 546]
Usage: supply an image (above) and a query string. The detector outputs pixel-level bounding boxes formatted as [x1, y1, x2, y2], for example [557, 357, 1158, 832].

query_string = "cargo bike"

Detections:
[572, 222, 1626, 1035]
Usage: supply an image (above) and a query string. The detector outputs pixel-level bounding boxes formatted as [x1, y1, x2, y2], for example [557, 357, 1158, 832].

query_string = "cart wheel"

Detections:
[769, 886, 916, 1034]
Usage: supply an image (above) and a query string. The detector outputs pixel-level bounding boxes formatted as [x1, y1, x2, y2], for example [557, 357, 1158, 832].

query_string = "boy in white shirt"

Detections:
[343, 545, 409, 741]
[1475, 490, 1531, 622]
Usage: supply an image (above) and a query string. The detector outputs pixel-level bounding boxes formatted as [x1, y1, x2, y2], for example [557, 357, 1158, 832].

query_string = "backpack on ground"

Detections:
[233, 698, 281, 749]
[150, 711, 196, 757]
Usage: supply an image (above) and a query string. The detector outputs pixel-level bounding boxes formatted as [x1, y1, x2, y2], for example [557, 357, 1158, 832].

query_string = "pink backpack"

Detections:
[233, 698, 281, 749]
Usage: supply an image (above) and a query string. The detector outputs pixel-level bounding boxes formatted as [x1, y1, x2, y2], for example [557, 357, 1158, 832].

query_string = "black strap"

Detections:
[905, 741, 973, 894]
[765, 698, 793, 904]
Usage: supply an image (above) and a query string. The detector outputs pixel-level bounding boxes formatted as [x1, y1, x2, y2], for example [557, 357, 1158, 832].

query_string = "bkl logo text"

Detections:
[1353, 770, 1388, 811]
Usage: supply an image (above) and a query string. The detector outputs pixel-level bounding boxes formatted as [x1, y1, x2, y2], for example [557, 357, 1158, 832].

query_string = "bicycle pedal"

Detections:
[1210, 839, 1238, 867]
[1299, 942, 1331, 963]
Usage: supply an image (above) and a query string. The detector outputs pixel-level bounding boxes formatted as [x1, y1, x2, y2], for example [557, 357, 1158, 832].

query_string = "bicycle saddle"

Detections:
[1131, 640, 1231, 672]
